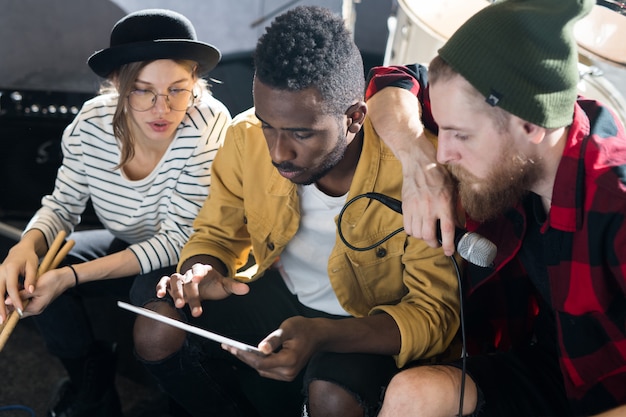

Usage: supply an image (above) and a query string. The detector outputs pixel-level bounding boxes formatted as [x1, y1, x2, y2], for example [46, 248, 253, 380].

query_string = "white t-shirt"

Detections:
[276, 184, 350, 316]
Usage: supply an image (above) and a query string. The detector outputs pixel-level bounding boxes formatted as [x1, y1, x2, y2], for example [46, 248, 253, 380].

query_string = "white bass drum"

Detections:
[384, 0, 626, 128]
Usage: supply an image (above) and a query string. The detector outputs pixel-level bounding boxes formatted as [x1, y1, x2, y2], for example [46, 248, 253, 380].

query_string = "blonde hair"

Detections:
[100, 59, 210, 169]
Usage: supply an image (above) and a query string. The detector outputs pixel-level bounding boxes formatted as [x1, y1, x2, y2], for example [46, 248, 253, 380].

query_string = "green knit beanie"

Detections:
[438, 0, 594, 128]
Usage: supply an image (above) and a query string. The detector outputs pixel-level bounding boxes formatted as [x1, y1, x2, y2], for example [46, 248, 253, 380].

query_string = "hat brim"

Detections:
[88, 39, 221, 78]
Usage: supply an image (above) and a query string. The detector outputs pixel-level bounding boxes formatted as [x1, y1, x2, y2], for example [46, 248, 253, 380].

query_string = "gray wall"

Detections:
[0, 0, 392, 93]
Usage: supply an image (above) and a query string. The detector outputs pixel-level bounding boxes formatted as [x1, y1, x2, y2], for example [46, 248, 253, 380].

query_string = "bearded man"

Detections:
[365, 0, 626, 415]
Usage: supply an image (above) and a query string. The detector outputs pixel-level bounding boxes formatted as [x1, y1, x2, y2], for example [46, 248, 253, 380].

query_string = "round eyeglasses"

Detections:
[127, 88, 195, 112]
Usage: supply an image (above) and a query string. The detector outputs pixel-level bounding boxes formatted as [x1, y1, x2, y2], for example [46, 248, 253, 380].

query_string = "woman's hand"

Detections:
[0, 240, 41, 322]
[12, 266, 77, 317]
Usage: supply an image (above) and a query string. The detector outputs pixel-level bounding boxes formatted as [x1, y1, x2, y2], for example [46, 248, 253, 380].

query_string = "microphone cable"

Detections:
[0, 405, 36, 416]
[337, 192, 468, 417]
[337, 193, 405, 251]
[450, 252, 467, 417]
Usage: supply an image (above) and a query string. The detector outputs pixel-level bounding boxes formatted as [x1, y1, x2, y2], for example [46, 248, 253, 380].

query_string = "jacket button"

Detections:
[267, 242, 275, 251]
[376, 247, 387, 258]
[243, 216, 248, 224]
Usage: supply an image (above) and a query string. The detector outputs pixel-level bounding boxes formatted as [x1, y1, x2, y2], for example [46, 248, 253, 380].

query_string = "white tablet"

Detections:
[117, 301, 265, 355]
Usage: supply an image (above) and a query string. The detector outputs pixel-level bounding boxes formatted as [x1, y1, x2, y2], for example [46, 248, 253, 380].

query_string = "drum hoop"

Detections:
[578, 66, 626, 127]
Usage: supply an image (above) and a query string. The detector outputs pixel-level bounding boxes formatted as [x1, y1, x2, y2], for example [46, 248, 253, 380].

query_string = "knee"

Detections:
[132, 301, 186, 362]
[380, 365, 477, 417]
[307, 379, 363, 417]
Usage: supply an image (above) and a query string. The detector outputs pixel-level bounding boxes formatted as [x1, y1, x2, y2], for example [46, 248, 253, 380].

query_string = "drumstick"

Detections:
[0, 236, 73, 348]
[0, 232, 74, 351]
[37, 231, 67, 277]
[0, 231, 72, 329]
[49, 239, 75, 271]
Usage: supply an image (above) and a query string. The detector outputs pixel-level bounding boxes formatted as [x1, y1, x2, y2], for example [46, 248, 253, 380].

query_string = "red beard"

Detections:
[448, 152, 541, 222]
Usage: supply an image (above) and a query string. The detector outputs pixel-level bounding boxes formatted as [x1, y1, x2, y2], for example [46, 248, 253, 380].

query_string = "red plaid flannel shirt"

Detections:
[366, 64, 626, 414]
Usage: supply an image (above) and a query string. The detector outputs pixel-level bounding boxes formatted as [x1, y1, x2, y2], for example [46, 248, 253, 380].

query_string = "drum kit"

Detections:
[383, 0, 626, 127]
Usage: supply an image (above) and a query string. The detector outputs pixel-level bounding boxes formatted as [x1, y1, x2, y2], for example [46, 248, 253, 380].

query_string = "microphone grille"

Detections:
[457, 232, 497, 268]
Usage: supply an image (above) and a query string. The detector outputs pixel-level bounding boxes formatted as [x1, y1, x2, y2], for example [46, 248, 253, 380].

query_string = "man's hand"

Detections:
[367, 87, 458, 256]
[222, 316, 319, 381]
[223, 313, 401, 381]
[156, 263, 249, 317]
[398, 142, 457, 256]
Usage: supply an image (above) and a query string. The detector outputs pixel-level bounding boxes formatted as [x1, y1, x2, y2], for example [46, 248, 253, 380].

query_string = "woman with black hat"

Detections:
[0, 9, 230, 417]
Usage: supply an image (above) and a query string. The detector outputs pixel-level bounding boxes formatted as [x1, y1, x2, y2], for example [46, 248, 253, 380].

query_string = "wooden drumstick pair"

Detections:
[0, 231, 75, 352]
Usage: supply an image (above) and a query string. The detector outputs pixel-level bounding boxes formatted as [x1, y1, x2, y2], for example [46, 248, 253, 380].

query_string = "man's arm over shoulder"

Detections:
[365, 64, 457, 255]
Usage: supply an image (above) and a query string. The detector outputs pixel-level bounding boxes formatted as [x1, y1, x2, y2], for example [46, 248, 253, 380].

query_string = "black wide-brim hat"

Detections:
[88, 8, 221, 78]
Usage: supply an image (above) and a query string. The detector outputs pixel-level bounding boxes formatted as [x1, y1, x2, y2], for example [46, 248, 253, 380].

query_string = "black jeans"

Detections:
[33, 229, 175, 359]
[447, 342, 570, 417]
[131, 268, 399, 417]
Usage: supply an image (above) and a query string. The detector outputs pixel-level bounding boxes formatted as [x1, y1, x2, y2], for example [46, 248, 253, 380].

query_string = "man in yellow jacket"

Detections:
[131, 6, 460, 417]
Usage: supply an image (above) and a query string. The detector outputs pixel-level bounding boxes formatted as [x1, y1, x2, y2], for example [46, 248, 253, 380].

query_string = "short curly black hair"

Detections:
[253, 5, 364, 115]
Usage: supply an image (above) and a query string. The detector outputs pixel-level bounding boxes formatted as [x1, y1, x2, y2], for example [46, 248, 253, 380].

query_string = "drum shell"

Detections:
[384, 0, 487, 66]
[384, 0, 626, 129]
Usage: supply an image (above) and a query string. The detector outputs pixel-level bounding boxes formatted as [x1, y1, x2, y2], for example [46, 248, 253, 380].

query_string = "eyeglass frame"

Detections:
[126, 88, 196, 112]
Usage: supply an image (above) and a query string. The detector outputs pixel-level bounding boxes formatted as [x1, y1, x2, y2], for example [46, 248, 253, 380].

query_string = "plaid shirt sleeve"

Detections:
[365, 64, 438, 133]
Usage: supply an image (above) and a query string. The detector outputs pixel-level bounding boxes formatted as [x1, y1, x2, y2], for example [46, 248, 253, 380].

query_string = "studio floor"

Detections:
[0, 316, 169, 417]
[0, 232, 176, 417]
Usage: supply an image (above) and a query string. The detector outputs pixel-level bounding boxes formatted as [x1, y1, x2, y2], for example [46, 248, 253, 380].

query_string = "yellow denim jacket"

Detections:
[180, 109, 460, 367]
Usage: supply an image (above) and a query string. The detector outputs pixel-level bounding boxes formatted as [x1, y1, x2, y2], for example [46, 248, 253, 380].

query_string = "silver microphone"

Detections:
[454, 230, 497, 268]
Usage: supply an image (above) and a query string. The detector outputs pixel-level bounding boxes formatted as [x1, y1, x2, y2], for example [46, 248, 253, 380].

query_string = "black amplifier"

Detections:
[0, 88, 95, 221]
